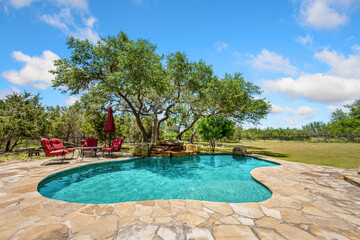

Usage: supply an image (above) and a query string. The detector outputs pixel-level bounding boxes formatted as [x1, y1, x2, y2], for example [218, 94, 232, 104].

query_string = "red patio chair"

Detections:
[41, 138, 69, 165]
[101, 138, 123, 157]
[81, 138, 98, 157]
[49, 138, 76, 158]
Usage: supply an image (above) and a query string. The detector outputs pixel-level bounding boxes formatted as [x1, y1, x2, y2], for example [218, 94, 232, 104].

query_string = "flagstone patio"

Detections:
[0, 154, 359, 240]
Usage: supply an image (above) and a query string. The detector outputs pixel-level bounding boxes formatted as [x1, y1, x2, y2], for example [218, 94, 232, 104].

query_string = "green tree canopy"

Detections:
[47, 102, 84, 141]
[328, 99, 360, 138]
[51, 31, 270, 143]
[171, 72, 270, 141]
[346, 99, 360, 119]
[302, 121, 328, 141]
[196, 116, 235, 152]
[0, 91, 48, 152]
[52, 32, 167, 142]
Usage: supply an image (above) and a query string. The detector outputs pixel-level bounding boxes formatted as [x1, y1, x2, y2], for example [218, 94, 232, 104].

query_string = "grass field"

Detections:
[198, 140, 360, 169]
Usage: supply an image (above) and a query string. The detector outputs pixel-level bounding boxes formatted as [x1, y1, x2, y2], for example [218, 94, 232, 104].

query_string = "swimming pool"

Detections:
[38, 154, 279, 204]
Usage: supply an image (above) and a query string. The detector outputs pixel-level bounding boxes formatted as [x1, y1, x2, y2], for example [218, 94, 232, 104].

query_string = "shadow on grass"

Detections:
[253, 150, 289, 158]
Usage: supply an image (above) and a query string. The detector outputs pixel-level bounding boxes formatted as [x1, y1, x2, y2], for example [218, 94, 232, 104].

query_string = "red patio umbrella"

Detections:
[103, 107, 116, 147]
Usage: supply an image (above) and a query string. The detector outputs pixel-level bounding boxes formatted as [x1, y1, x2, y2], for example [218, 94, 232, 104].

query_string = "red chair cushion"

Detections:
[111, 138, 123, 151]
[41, 138, 68, 156]
[102, 139, 123, 152]
[50, 138, 75, 152]
[49, 138, 64, 148]
[47, 149, 68, 156]
[41, 138, 52, 154]
[84, 138, 98, 147]
[102, 147, 112, 152]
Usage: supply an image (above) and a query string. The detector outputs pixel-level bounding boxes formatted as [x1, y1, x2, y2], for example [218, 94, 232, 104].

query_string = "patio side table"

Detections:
[75, 146, 102, 161]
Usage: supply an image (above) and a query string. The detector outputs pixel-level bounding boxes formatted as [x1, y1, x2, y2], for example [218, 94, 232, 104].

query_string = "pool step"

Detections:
[149, 142, 189, 157]
[149, 145, 165, 157]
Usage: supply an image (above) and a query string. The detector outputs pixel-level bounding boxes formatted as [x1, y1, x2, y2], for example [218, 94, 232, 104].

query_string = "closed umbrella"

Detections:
[103, 107, 116, 147]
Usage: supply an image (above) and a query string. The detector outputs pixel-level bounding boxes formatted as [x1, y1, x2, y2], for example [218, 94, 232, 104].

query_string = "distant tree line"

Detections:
[228, 99, 360, 143]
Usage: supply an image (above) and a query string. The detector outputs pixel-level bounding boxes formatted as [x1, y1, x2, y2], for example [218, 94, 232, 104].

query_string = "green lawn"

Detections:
[198, 141, 360, 169]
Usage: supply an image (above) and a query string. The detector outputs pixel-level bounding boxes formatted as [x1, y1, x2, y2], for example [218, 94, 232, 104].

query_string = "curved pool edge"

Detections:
[247, 154, 284, 205]
[37, 156, 145, 193]
[37, 153, 281, 204]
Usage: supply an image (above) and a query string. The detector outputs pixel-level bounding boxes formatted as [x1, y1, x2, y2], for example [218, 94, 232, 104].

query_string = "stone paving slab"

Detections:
[0, 154, 359, 240]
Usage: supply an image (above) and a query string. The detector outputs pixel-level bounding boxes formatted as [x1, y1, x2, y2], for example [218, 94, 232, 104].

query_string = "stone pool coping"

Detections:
[0, 154, 359, 239]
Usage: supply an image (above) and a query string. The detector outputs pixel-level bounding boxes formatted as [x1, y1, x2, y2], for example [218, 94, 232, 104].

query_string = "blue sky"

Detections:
[1, 0, 360, 129]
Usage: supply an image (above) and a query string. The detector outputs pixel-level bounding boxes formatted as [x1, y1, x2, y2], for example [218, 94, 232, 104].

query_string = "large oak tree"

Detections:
[52, 32, 270, 143]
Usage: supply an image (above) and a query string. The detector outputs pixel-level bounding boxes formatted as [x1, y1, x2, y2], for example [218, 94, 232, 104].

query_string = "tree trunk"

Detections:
[5, 139, 11, 152]
[9, 138, 20, 152]
[66, 128, 71, 141]
[151, 115, 158, 144]
[117, 91, 147, 143]
[189, 130, 196, 144]
[176, 116, 200, 140]
[154, 103, 176, 143]
[134, 114, 147, 142]
[210, 140, 215, 153]
[140, 127, 147, 142]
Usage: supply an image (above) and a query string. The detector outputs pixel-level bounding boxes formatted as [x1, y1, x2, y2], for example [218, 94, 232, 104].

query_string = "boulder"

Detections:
[186, 144, 200, 153]
[161, 151, 171, 158]
[170, 145, 183, 152]
[158, 140, 184, 146]
[133, 143, 151, 157]
[233, 147, 251, 155]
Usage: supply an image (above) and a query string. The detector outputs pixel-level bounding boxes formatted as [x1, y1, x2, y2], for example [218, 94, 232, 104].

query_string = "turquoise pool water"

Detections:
[38, 154, 278, 204]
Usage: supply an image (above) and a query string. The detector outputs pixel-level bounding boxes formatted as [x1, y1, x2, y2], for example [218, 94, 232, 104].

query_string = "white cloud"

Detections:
[264, 73, 360, 105]
[299, 0, 353, 29]
[0, 86, 21, 99]
[214, 41, 228, 53]
[76, 25, 99, 43]
[84, 16, 97, 28]
[9, 0, 35, 8]
[56, 0, 88, 10]
[265, 47, 360, 105]
[282, 117, 297, 126]
[65, 96, 79, 106]
[250, 49, 298, 75]
[271, 103, 285, 114]
[41, 8, 72, 33]
[1, 50, 59, 90]
[295, 34, 313, 46]
[41, 9, 99, 43]
[286, 106, 317, 119]
[9, 0, 88, 10]
[7, 0, 97, 42]
[352, 45, 360, 53]
[315, 48, 360, 78]
[327, 105, 350, 113]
